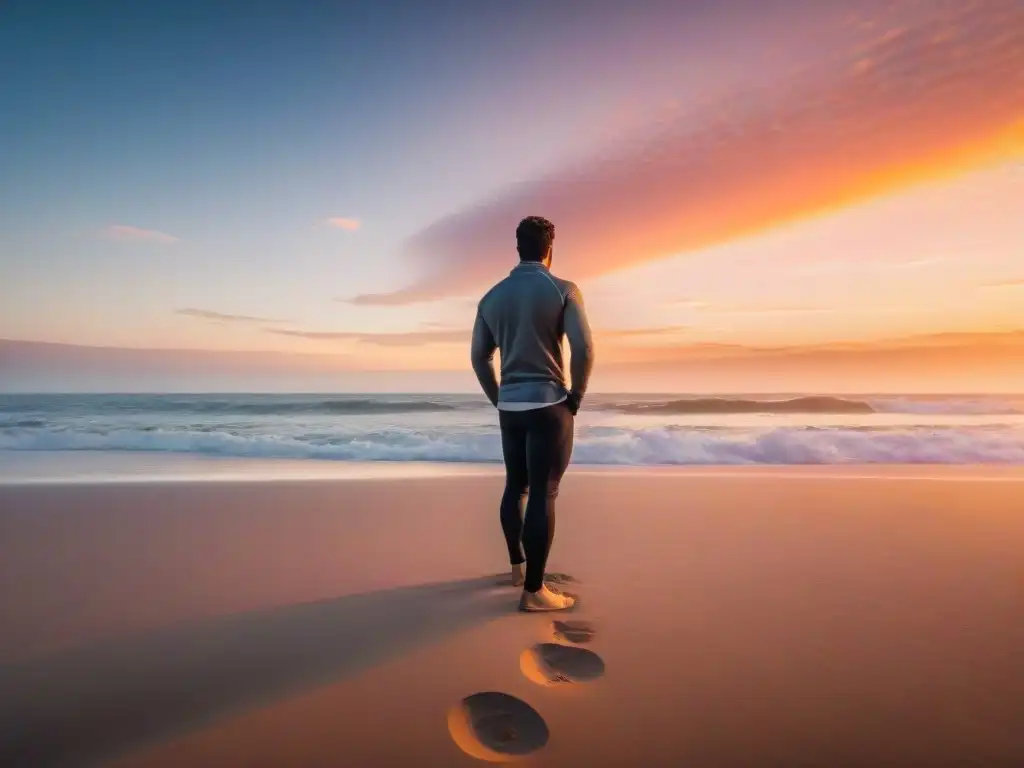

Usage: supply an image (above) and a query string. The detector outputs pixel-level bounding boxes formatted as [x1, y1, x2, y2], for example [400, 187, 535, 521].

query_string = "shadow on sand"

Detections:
[0, 575, 513, 767]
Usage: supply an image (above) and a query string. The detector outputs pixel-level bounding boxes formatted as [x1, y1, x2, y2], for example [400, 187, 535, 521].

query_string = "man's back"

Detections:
[470, 215, 591, 613]
[472, 261, 594, 408]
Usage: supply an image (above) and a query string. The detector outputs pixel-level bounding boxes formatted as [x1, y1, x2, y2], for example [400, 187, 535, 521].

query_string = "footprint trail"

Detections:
[520, 642, 606, 687]
[447, 692, 549, 762]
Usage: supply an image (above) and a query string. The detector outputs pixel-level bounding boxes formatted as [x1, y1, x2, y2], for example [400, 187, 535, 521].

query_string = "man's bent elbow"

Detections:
[469, 344, 492, 367]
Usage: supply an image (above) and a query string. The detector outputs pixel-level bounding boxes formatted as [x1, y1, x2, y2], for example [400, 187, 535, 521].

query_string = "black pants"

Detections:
[498, 402, 575, 593]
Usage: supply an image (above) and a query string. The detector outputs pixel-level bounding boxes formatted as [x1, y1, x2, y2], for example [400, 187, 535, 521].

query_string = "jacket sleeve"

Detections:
[563, 282, 595, 404]
[470, 307, 500, 407]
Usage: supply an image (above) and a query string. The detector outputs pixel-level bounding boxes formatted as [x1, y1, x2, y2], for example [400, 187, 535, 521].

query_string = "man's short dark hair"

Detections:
[516, 216, 555, 262]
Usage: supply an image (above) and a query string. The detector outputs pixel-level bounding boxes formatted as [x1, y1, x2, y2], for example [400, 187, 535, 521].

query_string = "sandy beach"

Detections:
[1, 467, 1022, 767]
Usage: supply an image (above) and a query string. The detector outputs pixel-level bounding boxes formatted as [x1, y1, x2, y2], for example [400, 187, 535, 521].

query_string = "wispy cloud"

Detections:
[0, 338, 356, 378]
[268, 328, 468, 347]
[612, 328, 1024, 365]
[662, 297, 833, 315]
[176, 308, 286, 324]
[668, 299, 926, 317]
[345, 291, 413, 306]
[606, 325, 690, 338]
[349, 0, 1023, 304]
[667, 299, 713, 311]
[419, 320, 459, 331]
[980, 278, 1024, 289]
[324, 217, 361, 231]
[106, 225, 179, 244]
[268, 324, 689, 347]
[798, 256, 946, 275]
[701, 305, 835, 317]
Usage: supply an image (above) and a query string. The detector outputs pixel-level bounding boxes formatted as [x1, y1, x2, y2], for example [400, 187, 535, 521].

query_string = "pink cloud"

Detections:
[325, 217, 361, 231]
[105, 225, 179, 244]
[347, 0, 1023, 305]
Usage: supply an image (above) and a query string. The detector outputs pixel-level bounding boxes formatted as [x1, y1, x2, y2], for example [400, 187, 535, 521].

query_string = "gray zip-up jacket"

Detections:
[470, 261, 594, 409]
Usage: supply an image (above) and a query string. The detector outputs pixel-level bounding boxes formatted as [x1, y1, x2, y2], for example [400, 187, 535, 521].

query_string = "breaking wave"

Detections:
[2, 424, 1022, 465]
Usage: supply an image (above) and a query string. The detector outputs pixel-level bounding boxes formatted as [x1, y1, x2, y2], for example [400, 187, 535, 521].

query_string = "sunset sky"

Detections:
[1, 0, 1022, 392]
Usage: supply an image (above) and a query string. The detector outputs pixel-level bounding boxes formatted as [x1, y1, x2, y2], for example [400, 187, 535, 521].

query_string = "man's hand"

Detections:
[566, 391, 582, 415]
[564, 283, 593, 416]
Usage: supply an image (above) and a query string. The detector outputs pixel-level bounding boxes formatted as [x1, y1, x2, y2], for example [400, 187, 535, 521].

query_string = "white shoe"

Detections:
[518, 584, 576, 612]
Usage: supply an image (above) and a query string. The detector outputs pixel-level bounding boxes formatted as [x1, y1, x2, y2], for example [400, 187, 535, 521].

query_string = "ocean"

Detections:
[2, 393, 1023, 470]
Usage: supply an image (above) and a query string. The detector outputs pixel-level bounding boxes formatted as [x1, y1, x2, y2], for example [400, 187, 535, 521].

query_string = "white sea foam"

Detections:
[3, 394, 1022, 468]
[2, 424, 1023, 465]
[866, 397, 1022, 416]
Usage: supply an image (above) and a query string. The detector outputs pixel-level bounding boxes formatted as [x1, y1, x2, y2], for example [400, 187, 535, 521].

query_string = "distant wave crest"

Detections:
[605, 395, 876, 415]
[225, 399, 464, 415]
[2, 394, 1019, 417]
[0, 398, 468, 417]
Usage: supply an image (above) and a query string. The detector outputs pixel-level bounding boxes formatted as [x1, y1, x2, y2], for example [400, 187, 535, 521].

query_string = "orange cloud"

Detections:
[353, 0, 1023, 304]
[621, 330, 1024, 361]
[595, 329, 1024, 389]
[595, 330, 1024, 393]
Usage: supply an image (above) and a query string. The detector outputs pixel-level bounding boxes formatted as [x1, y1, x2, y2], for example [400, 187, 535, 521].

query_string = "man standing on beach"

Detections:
[470, 216, 594, 612]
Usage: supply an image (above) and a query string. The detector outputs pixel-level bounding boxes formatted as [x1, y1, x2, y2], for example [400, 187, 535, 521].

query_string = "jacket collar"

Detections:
[511, 261, 549, 274]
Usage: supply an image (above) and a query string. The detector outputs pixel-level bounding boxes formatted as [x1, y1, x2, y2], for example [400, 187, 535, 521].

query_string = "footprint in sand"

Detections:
[447, 692, 549, 762]
[544, 572, 579, 585]
[519, 642, 605, 687]
[552, 619, 596, 645]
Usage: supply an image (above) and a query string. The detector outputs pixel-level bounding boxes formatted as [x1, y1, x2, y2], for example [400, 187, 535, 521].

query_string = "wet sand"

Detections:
[1, 468, 1022, 766]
